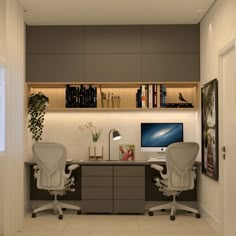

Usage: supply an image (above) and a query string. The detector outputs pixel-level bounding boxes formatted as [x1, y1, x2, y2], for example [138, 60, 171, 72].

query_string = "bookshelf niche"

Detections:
[27, 82, 199, 111]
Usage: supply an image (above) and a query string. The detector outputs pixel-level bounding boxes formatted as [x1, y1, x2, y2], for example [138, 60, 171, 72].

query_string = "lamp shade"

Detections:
[112, 130, 121, 140]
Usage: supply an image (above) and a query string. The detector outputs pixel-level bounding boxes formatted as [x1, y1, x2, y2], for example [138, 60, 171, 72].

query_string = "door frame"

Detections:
[218, 38, 236, 236]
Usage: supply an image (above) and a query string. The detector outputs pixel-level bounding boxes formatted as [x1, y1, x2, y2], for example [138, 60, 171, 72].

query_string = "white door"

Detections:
[219, 39, 236, 236]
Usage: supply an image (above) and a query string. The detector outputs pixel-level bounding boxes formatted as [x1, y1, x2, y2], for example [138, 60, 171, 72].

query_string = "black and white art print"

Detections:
[201, 79, 219, 181]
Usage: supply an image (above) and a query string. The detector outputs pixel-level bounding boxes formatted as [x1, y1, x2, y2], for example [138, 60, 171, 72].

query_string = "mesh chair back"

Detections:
[32, 142, 67, 190]
[166, 142, 199, 191]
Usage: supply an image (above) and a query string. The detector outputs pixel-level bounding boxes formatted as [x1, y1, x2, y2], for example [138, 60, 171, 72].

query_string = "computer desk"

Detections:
[25, 160, 200, 214]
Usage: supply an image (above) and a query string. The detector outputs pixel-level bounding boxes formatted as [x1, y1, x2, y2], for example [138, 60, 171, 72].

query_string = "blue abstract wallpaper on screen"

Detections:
[141, 123, 183, 147]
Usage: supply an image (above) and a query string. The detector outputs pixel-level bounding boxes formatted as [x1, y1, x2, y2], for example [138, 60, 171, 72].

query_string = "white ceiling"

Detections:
[18, 0, 216, 25]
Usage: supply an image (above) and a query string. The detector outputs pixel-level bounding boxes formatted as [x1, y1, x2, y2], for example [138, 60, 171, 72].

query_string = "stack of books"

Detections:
[66, 85, 97, 108]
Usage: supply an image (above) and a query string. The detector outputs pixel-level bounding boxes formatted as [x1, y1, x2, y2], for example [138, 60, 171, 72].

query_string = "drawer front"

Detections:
[114, 177, 144, 187]
[82, 166, 113, 176]
[114, 200, 145, 214]
[82, 177, 113, 187]
[82, 187, 113, 199]
[114, 187, 144, 199]
[82, 200, 113, 213]
[114, 166, 145, 177]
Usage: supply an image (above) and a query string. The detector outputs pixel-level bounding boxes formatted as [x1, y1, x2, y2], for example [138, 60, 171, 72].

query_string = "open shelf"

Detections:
[27, 82, 199, 111]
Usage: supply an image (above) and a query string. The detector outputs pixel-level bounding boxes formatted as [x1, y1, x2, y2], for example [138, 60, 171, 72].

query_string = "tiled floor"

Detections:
[16, 211, 219, 236]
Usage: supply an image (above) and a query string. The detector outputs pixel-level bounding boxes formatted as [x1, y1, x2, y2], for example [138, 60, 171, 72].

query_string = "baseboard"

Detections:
[199, 204, 221, 235]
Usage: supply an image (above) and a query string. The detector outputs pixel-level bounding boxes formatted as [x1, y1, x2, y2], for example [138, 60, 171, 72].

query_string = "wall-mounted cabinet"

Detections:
[27, 82, 199, 111]
[26, 25, 199, 83]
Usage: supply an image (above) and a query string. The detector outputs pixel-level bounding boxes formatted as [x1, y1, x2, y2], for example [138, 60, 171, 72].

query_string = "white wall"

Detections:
[0, 0, 25, 236]
[0, 0, 6, 234]
[200, 0, 236, 234]
[26, 111, 200, 161]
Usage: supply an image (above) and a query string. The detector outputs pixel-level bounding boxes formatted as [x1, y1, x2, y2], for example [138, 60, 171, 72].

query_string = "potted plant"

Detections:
[28, 92, 49, 142]
[79, 122, 103, 159]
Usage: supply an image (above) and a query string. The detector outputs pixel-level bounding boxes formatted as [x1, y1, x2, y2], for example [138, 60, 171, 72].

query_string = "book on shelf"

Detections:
[66, 85, 97, 108]
[160, 85, 167, 107]
[148, 84, 153, 108]
[141, 85, 147, 108]
[153, 84, 157, 108]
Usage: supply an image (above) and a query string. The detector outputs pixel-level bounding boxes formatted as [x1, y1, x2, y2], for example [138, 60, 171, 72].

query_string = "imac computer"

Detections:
[141, 123, 183, 153]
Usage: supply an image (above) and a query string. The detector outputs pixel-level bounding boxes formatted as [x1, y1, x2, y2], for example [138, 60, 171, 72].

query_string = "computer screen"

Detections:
[141, 123, 183, 152]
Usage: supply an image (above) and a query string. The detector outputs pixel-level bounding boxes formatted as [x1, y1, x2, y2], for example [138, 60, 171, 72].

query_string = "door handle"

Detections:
[222, 146, 226, 160]
[222, 146, 226, 153]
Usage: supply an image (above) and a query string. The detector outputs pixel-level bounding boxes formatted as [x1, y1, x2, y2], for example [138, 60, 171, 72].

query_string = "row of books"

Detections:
[136, 84, 167, 108]
[66, 85, 97, 108]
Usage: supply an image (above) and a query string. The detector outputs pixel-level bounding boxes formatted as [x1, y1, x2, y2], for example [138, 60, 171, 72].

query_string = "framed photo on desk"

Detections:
[119, 144, 135, 161]
[201, 78, 219, 181]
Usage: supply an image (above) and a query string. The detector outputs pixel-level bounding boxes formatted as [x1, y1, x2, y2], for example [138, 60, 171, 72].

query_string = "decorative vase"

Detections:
[89, 142, 103, 160]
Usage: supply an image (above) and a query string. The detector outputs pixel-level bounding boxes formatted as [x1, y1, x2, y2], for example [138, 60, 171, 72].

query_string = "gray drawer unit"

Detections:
[82, 200, 113, 213]
[113, 166, 145, 214]
[82, 166, 113, 176]
[114, 200, 145, 214]
[114, 177, 144, 187]
[82, 177, 113, 187]
[81, 166, 113, 214]
[114, 166, 145, 176]
[82, 187, 113, 199]
[114, 187, 145, 199]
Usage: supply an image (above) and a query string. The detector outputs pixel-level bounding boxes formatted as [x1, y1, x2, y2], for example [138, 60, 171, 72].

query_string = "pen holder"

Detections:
[102, 99, 110, 108]
[112, 97, 120, 108]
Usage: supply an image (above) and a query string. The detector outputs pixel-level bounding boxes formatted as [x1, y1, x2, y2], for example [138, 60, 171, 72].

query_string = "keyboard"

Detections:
[147, 157, 166, 162]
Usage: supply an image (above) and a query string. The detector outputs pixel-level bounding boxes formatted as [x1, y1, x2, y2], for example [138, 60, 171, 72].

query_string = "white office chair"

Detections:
[148, 142, 201, 221]
[32, 142, 81, 220]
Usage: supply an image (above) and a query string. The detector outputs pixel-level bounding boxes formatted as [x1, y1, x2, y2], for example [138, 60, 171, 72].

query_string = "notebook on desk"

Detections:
[147, 157, 166, 162]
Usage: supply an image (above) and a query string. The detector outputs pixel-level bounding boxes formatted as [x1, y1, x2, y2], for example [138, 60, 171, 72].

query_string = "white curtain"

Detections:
[3, 0, 25, 235]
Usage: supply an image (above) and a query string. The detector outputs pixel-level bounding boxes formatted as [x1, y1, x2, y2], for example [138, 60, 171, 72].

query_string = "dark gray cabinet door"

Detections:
[142, 53, 200, 82]
[85, 25, 142, 53]
[142, 25, 200, 53]
[85, 54, 142, 82]
[27, 26, 84, 53]
[27, 54, 84, 82]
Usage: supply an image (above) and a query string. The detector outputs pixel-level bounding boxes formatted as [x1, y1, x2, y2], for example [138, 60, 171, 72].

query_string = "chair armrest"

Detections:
[151, 164, 164, 172]
[151, 164, 167, 180]
[68, 164, 79, 171]
[33, 165, 39, 179]
[65, 164, 79, 179]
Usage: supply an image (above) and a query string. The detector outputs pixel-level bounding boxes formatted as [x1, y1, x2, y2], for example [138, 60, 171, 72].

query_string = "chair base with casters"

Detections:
[148, 194, 201, 221]
[32, 193, 81, 220]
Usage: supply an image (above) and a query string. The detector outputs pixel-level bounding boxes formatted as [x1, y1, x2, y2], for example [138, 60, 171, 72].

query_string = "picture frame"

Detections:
[201, 78, 219, 181]
[119, 144, 135, 161]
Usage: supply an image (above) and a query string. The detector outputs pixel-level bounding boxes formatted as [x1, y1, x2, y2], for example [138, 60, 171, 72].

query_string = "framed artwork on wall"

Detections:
[119, 144, 135, 161]
[201, 78, 219, 181]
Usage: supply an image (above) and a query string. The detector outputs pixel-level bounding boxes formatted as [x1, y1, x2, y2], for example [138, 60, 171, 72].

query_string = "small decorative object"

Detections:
[79, 122, 103, 160]
[178, 92, 189, 103]
[28, 92, 49, 142]
[119, 144, 135, 161]
[201, 79, 218, 181]
[111, 95, 120, 108]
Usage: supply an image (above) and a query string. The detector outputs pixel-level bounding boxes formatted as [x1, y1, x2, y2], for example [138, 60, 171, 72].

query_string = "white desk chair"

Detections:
[149, 142, 201, 221]
[32, 142, 81, 220]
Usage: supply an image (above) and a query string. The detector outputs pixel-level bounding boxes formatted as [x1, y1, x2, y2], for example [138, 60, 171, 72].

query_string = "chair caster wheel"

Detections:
[196, 213, 201, 218]
[32, 213, 36, 218]
[148, 211, 154, 216]
[170, 215, 175, 221]
[58, 214, 63, 220]
[77, 210, 81, 215]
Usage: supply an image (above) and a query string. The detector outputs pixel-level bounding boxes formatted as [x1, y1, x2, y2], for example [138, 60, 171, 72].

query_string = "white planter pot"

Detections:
[89, 142, 103, 159]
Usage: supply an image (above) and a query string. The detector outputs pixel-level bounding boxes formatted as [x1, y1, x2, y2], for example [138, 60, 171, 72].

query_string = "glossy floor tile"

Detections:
[15, 211, 220, 236]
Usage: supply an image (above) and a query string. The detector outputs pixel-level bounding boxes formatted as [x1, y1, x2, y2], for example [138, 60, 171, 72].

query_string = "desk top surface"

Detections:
[25, 159, 200, 166]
